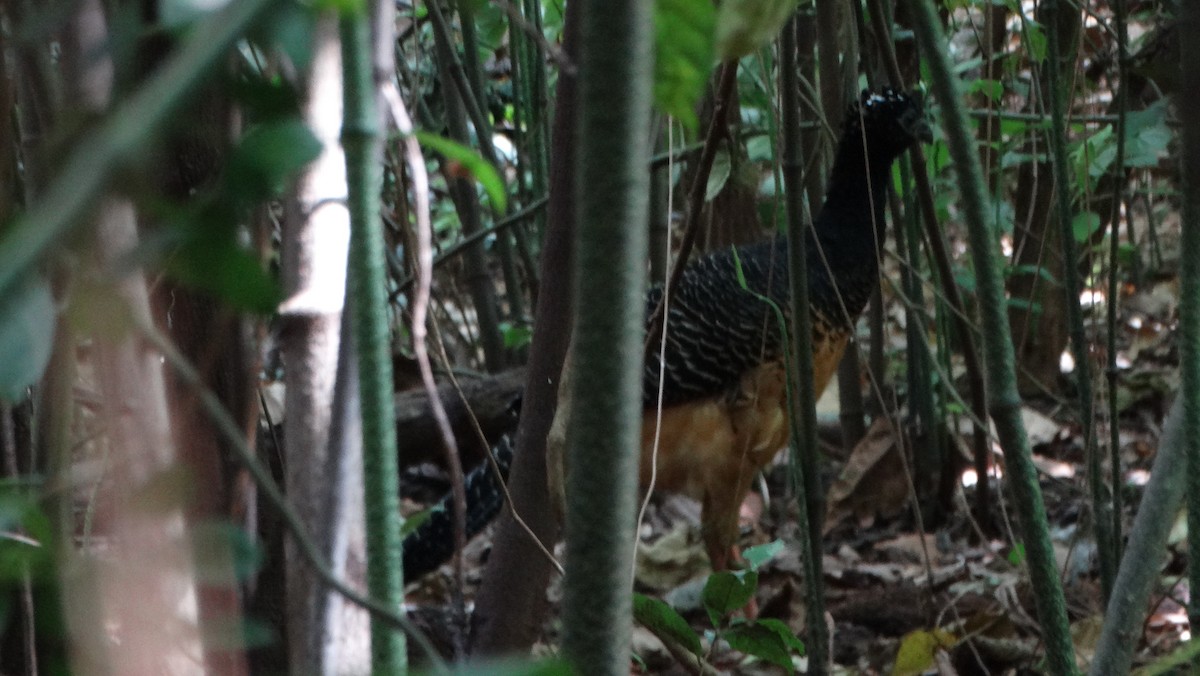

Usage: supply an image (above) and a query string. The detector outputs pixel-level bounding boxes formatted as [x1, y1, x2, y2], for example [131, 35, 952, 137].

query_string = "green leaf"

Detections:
[0, 496, 54, 581]
[715, 0, 797, 59]
[1004, 296, 1043, 314]
[1007, 263, 1058, 285]
[226, 120, 323, 203]
[1071, 211, 1102, 243]
[951, 56, 984, 75]
[953, 269, 976, 295]
[1117, 242, 1138, 267]
[400, 505, 438, 538]
[966, 79, 1003, 102]
[500, 322, 533, 350]
[0, 276, 55, 402]
[415, 132, 508, 213]
[704, 147, 732, 201]
[654, 0, 715, 129]
[741, 540, 784, 571]
[1006, 542, 1026, 566]
[1023, 19, 1047, 62]
[192, 522, 264, 584]
[702, 570, 757, 625]
[1070, 125, 1115, 188]
[473, 2, 508, 51]
[724, 622, 796, 672]
[258, 3, 316, 73]
[754, 617, 805, 653]
[633, 593, 704, 657]
[1124, 101, 1171, 168]
[168, 236, 281, 313]
[229, 74, 304, 124]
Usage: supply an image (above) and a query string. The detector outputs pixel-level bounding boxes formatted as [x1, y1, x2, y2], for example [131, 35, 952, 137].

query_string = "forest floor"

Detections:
[403, 223, 1186, 674]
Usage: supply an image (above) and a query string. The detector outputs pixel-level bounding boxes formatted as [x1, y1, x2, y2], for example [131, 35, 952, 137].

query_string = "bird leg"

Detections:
[701, 482, 760, 619]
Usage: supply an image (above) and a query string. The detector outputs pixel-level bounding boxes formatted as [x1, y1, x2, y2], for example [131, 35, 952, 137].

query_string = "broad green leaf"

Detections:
[0, 496, 54, 580]
[741, 540, 784, 570]
[1071, 211, 1102, 243]
[1070, 125, 1115, 188]
[967, 78, 1003, 102]
[416, 131, 508, 213]
[0, 276, 55, 402]
[473, 2, 507, 51]
[754, 617, 805, 652]
[1124, 101, 1171, 168]
[542, 1, 565, 43]
[169, 237, 281, 313]
[704, 147, 732, 201]
[226, 120, 322, 203]
[1023, 19, 1047, 62]
[715, 0, 797, 60]
[259, 3, 316, 73]
[633, 593, 704, 657]
[702, 569, 757, 625]
[746, 135, 774, 163]
[1128, 125, 1171, 167]
[654, 0, 715, 129]
[724, 622, 795, 673]
[229, 75, 304, 124]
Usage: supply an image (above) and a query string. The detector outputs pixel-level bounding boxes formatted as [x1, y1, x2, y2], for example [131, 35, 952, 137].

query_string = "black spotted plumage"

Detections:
[642, 87, 930, 407]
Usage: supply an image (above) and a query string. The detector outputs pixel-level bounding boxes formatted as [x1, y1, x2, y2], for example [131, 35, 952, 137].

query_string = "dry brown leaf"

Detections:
[1021, 407, 1062, 446]
[875, 533, 939, 565]
[635, 523, 711, 591]
[824, 418, 911, 535]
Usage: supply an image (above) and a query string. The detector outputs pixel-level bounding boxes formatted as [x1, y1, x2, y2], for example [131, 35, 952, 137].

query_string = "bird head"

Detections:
[845, 87, 932, 160]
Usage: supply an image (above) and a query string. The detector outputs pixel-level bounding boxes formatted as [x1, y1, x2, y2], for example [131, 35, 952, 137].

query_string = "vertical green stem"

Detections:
[1106, 0, 1129, 569]
[340, 5, 405, 670]
[904, 0, 1076, 671]
[1043, 0, 1115, 602]
[780, 16, 830, 674]
[1179, 0, 1200, 635]
[456, 0, 527, 323]
[561, 0, 652, 670]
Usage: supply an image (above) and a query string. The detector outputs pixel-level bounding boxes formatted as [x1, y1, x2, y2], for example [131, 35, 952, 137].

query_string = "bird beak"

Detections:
[904, 90, 933, 144]
[915, 118, 933, 144]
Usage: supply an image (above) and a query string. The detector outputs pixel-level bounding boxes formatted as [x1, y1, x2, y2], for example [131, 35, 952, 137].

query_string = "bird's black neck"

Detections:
[806, 131, 897, 320]
[817, 130, 894, 248]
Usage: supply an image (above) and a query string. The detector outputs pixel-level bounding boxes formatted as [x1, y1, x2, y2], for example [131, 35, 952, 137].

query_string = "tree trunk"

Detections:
[469, 0, 582, 656]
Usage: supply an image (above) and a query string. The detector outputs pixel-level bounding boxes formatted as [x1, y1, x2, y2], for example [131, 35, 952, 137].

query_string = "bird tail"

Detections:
[401, 433, 516, 580]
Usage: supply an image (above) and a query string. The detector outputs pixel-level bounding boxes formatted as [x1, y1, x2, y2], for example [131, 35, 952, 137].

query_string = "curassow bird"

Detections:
[403, 87, 931, 579]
